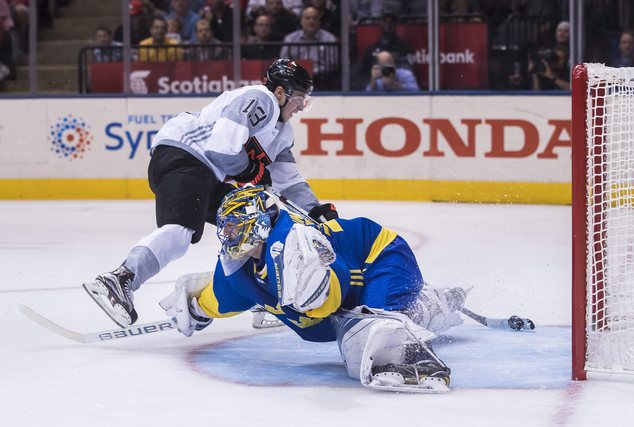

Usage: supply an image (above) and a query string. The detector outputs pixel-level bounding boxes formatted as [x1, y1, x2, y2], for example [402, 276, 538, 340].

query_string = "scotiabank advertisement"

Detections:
[0, 95, 570, 203]
[90, 23, 487, 93]
[90, 60, 312, 95]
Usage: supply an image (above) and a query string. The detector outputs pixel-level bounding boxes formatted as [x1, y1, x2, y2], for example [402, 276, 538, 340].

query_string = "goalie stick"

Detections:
[18, 304, 177, 344]
[460, 307, 535, 331]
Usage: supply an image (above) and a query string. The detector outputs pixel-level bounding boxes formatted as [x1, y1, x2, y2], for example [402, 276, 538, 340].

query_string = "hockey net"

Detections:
[572, 63, 634, 380]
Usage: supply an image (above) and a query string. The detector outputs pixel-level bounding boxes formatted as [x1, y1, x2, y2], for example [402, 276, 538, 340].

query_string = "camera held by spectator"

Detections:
[529, 48, 558, 73]
[366, 51, 419, 92]
[527, 20, 570, 91]
[381, 65, 396, 77]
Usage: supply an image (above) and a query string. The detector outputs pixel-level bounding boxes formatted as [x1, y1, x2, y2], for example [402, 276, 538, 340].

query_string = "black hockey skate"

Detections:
[369, 343, 451, 392]
[83, 266, 138, 328]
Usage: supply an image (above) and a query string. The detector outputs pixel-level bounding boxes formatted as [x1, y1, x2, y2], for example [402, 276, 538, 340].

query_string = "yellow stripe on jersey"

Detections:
[323, 219, 343, 233]
[364, 227, 398, 264]
[264, 303, 284, 314]
[350, 269, 364, 286]
[289, 316, 325, 328]
[198, 284, 243, 318]
[305, 271, 342, 319]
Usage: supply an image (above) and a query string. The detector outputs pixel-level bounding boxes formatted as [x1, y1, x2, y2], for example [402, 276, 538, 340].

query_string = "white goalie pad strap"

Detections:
[356, 307, 437, 343]
[281, 224, 336, 312]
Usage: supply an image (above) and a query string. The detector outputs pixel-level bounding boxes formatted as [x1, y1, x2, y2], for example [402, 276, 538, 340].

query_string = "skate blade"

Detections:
[366, 373, 450, 394]
[82, 283, 132, 328]
[251, 311, 284, 329]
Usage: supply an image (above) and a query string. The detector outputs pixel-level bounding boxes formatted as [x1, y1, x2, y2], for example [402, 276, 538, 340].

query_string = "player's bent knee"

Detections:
[136, 224, 195, 269]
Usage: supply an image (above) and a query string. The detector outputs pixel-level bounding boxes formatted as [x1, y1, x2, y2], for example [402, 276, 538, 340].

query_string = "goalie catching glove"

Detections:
[159, 272, 214, 337]
[280, 223, 336, 312]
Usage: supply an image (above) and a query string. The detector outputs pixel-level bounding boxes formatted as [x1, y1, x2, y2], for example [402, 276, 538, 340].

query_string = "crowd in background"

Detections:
[1, 0, 67, 84]
[3, 0, 634, 92]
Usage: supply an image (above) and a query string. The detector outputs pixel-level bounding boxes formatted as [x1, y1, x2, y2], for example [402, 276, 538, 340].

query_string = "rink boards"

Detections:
[0, 94, 571, 204]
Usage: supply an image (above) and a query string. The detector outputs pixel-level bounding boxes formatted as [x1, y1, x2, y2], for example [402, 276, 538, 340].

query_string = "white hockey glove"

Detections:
[159, 272, 214, 337]
[281, 224, 336, 312]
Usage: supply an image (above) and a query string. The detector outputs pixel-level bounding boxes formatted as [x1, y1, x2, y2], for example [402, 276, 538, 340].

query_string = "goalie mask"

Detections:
[216, 185, 278, 274]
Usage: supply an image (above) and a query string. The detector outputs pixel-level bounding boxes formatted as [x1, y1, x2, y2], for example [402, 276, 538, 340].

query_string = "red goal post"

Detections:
[572, 63, 634, 380]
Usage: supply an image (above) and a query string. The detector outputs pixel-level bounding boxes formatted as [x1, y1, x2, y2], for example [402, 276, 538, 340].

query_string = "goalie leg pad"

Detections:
[332, 308, 450, 393]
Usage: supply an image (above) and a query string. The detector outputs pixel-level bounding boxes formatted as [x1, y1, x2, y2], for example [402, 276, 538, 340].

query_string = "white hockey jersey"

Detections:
[152, 84, 319, 210]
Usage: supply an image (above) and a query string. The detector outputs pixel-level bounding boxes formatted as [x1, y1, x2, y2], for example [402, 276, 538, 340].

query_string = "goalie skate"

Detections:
[83, 266, 138, 328]
[251, 306, 283, 329]
[368, 360, 450, 394]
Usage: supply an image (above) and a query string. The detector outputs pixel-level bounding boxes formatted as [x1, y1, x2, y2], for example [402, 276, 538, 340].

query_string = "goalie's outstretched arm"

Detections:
[159, 266, 254, 337]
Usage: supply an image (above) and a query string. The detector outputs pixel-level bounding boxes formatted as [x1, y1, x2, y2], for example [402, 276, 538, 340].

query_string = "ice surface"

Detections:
[1, 200, 633, 426]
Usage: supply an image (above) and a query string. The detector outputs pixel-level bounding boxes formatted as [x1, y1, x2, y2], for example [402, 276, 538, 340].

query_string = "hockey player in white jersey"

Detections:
[83, 59, 339, 328]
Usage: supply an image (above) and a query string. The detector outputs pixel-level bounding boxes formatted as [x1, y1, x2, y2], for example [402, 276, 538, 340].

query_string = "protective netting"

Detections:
[585, 64, 634, 374]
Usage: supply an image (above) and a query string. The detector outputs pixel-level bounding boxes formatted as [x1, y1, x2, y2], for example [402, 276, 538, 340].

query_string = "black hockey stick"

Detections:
[19, 304, 177, 344]
[461, 307, 535, 331]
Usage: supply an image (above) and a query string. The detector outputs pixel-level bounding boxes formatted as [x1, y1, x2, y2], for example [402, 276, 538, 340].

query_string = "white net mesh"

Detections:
[585, 64, 634, 374]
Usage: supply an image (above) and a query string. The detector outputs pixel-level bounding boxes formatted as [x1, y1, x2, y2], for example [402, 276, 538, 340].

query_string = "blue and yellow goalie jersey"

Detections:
[198, 210, 424, 342]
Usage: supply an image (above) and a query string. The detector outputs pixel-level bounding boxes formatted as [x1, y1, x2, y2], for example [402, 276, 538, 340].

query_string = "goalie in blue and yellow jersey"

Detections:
[159, 185, 469, 393]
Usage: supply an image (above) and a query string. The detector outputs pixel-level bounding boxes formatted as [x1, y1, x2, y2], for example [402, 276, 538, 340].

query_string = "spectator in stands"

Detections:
[349, 0, 383, 25]
[306, 0, 340, 37]
[187, 18, 229, 60]
[166, 17, 183, 43]
[139, 16, 184, 61]
[246, 0, 302, 19]
[0, 0, 14, 83]
[366, 50, 419, 91]
[9, 0, 28, 54]
[114, 0, 151, 44]
[280, 6, 338, 87]
[202, 0, 233, 42]
[262, 0, 298, 41]
[528, 20, 569, 91]
[92, 25, 123, 63]
[611, 30, 634, 68]
[166, 0, 200, 42]
[360, 11, 411, 70]
[242, 14, 280, 59]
